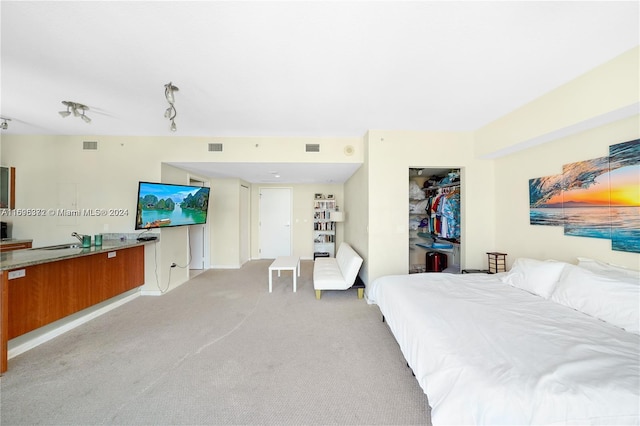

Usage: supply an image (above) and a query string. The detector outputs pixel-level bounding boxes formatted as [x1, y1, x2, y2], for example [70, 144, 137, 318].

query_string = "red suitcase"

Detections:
[426, 251, 448, 272]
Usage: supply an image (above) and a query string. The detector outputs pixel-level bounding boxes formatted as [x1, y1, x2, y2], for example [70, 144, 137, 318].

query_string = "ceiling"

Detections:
[169, 161, 363, 184]
[1, 1, 638, 183]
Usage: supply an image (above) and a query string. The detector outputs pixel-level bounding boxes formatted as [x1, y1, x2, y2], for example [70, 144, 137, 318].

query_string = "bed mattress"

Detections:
[367, 272, 640, 425]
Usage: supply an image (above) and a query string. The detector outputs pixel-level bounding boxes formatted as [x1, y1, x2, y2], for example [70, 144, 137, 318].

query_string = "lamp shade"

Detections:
[331, 211, 344, 222]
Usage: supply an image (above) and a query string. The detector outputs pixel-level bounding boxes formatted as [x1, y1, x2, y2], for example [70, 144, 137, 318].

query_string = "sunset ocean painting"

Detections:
[609, 139, 639, 253]
[529, 174, 565, 226]
[529, 139, 639, 253]
[561, 157, 612, 240]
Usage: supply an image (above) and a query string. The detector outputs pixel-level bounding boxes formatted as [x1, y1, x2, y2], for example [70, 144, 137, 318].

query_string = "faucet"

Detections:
[71, 232, 84, 242]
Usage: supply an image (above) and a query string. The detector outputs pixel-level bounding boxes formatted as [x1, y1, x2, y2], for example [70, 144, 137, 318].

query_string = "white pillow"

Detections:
[501, 258, 567, 298]
[576, 257, 640, 281]
[551, 263, 639, 334]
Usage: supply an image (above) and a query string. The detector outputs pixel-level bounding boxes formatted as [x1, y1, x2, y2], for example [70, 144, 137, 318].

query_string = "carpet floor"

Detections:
[1, 260, 431, 425]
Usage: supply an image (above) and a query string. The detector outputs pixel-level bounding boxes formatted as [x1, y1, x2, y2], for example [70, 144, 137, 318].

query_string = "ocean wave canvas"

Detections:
[562, 156, 611, 240]
[529, 139, 639, 254]
[609, 140, 640, 253]
[529, 174, 564, 226]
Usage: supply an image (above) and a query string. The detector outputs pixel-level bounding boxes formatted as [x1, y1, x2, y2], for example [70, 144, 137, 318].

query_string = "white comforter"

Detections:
[367, 273, 640, 425]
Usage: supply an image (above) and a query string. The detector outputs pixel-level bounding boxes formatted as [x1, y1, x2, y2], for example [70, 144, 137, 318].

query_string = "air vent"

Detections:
[306, 144, 320, 152]
[83, 141, 98, 150]
[208, 143, 223, 152]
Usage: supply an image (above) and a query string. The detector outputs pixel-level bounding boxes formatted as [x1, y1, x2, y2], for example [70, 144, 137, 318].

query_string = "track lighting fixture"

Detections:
[164, 82, 179, 132]
[59, 101, 91, 123]
[0, 117, 11, 130]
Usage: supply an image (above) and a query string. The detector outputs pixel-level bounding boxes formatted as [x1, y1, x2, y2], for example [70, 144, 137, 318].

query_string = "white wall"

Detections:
[152, 163, 193, 293]
[362, 130, 496, 284]
[250, 183, 345, 260]
[475, 46, 639, 159]
[209, 178, 242, 268]
[344, 132, 370, 283]
[492, 116, 639, 269]
[478, 46, 639, 270]
[0, 134, 362, 292]
[1, 47, 637, 292]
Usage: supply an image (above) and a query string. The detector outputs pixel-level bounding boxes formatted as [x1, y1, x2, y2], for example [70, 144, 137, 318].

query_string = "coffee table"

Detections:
[268, 256, 300, 293]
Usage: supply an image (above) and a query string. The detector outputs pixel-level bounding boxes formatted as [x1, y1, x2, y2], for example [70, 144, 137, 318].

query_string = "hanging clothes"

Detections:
[430, 193, 444, 236]
[441, 188, 460, 240]
[428, 186, 460, 240]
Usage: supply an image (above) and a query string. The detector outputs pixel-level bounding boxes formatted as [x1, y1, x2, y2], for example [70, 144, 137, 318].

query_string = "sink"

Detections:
[32, 243, 83, 250]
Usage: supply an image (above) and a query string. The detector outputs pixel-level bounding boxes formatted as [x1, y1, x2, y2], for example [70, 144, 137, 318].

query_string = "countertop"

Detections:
[0, 238, 158, 271]
[0, 239, 33, 246]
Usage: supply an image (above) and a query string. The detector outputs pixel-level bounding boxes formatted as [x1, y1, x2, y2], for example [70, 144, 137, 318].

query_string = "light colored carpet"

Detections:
[0, 260, 431, 425]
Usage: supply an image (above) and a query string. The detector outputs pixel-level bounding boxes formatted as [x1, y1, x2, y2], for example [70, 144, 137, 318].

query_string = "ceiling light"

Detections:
[0, 117, 11, 130]
[59, 101, 91, 123]
[164, 82, 179, 132]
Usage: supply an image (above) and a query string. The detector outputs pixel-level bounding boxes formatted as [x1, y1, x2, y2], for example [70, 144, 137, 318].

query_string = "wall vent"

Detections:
[208, 143, 223, 152]
[305, 143, 320, 152]
[83, 141, 98, 150]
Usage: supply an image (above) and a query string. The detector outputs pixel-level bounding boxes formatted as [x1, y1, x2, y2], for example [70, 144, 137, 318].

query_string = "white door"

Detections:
[240, 185, 250, 265]
[259, 188, 292, 258]
[189, 224, 205, 269]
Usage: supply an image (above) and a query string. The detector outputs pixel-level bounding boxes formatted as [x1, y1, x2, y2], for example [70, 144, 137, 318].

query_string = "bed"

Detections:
[366, 258, 640, 425]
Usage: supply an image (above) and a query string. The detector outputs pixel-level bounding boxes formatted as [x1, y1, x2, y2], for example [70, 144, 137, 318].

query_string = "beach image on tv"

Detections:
[137, 183, 210, 228]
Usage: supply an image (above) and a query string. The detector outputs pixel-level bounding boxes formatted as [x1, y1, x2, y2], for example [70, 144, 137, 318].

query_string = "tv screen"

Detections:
[135, 181, 210, 229]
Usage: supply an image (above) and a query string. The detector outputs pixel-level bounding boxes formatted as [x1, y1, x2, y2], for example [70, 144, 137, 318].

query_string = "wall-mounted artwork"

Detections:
[562, 157, 611, 240]
[529, 174, 564, 226]
[609, 140, 640, 252]
[529, 139, 639, 253]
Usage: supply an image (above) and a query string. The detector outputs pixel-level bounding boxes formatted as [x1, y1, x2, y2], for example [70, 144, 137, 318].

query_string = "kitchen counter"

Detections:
[1, 235, 155, 373]
[0, 239, 33, 252]
[0, 238, 33, 246]
[0, 238, 157, 271]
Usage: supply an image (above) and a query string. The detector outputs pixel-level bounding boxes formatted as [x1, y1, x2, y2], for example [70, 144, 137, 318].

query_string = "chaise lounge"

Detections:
[313, 242, 364, 299]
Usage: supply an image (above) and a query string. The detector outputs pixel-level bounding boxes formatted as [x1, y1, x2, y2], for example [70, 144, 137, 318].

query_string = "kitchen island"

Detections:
[1, 238, 156, 373]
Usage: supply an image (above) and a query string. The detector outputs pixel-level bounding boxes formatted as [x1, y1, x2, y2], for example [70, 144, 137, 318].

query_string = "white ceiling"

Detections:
[1, 1, 638, 183]
[169, 161, 363, 184]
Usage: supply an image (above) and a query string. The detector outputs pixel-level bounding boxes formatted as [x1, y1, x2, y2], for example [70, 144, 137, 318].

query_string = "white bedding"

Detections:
[367, 272, 640, 425]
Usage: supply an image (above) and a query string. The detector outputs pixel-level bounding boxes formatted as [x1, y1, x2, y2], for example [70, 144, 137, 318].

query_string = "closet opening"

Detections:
[409, 167, 461, 274]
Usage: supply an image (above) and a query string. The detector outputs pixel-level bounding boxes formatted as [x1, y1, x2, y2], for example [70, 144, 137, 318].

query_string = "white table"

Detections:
[268, 256, 301, 293]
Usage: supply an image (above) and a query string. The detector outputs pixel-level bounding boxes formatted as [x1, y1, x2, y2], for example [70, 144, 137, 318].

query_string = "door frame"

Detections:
[240, 184, 250, 265]
[188, 177, 210, 270]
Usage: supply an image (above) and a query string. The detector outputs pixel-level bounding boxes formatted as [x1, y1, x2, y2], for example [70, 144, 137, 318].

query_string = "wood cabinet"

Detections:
[90, 246, 144, 303]
[7, 246, 144, 339]
[5, 246, 144, 343]
[1, 270, 6, 373]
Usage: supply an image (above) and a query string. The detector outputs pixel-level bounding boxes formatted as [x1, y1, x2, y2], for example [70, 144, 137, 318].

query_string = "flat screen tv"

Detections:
[135, 181, 210, 229]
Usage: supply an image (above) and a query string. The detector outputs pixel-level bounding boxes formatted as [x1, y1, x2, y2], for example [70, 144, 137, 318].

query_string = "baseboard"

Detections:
[140, 289, 163, 296]
[8, 290, 140, 359]
[210, 264, 241, 269]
